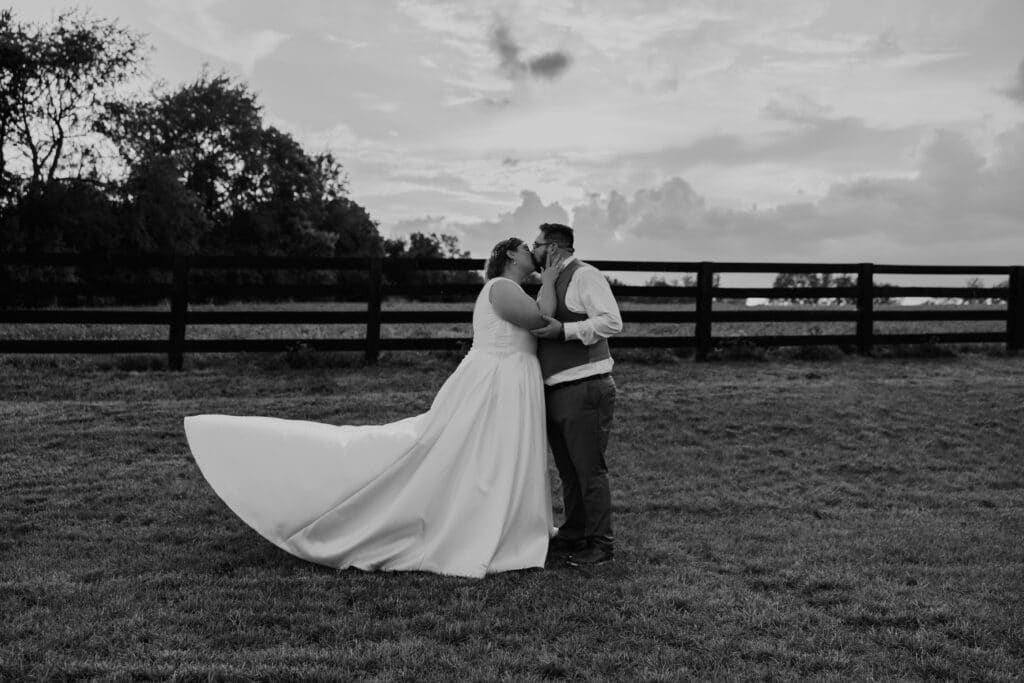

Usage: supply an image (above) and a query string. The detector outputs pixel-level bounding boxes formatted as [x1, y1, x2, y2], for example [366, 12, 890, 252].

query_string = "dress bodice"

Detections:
[470, 278, 537, 357]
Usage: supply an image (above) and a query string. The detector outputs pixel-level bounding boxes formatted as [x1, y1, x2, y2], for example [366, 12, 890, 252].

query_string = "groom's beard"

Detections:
[530, 253, 542, 272]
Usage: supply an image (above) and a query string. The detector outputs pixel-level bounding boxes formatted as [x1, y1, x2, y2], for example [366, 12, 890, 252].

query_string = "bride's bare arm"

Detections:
[489, 279, 547, 330]
[537, 279, 557, 317]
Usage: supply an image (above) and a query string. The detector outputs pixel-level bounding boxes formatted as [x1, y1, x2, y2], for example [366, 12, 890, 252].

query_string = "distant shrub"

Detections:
[707, 339, 767, 362]
[782, 345, 848, 361]
[282, 343, 364, 370]
[884, 338, 957, 359]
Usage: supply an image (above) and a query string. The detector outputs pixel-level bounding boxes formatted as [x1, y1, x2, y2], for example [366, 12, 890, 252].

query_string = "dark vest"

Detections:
[537, 259, 612, 380]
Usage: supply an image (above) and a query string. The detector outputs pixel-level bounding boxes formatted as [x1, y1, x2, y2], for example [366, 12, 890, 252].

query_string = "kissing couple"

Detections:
[184, 223, 623, 578]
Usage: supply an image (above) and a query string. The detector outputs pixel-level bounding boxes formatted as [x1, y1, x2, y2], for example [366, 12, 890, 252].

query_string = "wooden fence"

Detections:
[1, 253, 1022, 369]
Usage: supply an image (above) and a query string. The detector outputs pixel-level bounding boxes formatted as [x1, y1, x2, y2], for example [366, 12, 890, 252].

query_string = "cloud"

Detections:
[614, 107, 924, 177]
[762, 94, 831, 124]
[463, 190, 569, 243]
[386, 190, 568, 255]
[489, 17, 572, 81]
[572, 178, 708, 242]
[866, 30, 903, 59]
[396, 123, 1024, 272]
[353, 91, 400, 114]
[1002, 58, 1024, 104]
[146, 0, 288, 76]
[915, 129, 985, 191]
[391, 215, 449, 237]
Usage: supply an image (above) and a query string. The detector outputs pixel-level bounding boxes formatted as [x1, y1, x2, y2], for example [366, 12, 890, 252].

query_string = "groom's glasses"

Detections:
[532, 241, 554, 249]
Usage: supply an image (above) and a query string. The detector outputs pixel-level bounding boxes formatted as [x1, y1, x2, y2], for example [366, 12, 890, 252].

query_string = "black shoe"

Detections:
[548, 535, 587, 553]
[567, 544, 614, 567]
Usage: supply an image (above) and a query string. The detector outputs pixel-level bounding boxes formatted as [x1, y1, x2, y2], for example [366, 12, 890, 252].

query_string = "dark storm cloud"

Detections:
[528, 51, 570, 79]
[490, 22, 524, 78]
[489, 18, 571, 81]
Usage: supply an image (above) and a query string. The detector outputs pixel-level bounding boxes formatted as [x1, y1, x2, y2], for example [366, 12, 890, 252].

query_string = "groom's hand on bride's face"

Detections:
[531, 315, 564, 339]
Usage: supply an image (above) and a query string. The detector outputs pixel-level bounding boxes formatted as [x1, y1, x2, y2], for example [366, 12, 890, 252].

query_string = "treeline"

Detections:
[769, 273, 1009, 305]
[630, 273, 1009, 305]
[0, 9, 477, 305]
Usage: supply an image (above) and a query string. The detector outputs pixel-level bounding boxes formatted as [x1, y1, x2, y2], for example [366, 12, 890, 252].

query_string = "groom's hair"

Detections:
[539, 223, 574, 250]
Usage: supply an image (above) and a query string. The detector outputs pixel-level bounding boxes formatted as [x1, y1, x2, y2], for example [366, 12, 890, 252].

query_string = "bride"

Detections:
[184, 237, 561, 578]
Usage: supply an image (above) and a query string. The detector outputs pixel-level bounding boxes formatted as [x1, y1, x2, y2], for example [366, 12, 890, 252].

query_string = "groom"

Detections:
[530, 223, 622, 567]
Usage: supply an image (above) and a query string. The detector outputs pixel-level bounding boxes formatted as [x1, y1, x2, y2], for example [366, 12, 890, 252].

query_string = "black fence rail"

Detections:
[1, 253, 1022, 369]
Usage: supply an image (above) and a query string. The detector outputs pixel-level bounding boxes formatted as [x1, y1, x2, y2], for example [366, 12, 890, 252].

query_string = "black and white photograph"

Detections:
[2, 0, 1023, 679]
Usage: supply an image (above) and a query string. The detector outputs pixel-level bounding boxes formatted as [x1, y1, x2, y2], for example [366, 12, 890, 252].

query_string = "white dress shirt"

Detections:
[543, 256, 623, 386]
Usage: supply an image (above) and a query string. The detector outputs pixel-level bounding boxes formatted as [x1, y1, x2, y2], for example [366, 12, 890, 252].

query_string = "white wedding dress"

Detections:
[184, 277, 552, 578]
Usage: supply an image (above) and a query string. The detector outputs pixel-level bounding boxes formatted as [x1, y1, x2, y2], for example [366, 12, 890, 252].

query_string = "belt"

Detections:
[544, 372, 612, 392]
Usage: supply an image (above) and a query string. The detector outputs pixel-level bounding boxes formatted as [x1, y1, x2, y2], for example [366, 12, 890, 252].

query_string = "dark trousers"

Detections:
[545, 375, 616, 548]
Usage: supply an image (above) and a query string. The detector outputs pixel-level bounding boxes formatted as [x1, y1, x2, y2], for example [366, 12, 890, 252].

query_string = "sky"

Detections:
[8, 0, 1024, 277]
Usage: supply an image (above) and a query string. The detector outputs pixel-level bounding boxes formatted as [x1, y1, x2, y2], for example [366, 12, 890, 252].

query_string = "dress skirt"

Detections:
[184, 346, 552, 579]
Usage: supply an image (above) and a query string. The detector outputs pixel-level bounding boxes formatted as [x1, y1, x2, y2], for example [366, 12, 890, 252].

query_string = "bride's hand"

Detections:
[541, 250, 564, 287]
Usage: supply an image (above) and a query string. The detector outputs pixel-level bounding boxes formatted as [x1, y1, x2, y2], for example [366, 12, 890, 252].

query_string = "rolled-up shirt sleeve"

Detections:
[562, 268, 623, 345]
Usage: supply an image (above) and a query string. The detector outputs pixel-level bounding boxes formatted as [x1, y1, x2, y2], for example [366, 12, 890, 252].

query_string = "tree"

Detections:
[101, 71, 267, 230]
[770, 272, 900, 305]
[951, 276, 1006, 305]
[1, 10, 394, 306]
[960, 277, 989, 304]
[104, 72, 349, 233]
[326, 198, 381, 258]
[1, 6, 148, 304]
[0, 10, 31, 208]
[0, 9, 144, 201]
[383, 231, 472, 261]
[102, 71, 376, 266]
[0, 176, 123, 306]
[992, 278, 1010, 304]
[771, 272, 856, 305]
[119, 154, 210, 255]
[382, 232, 480, 299]
[222, 126, 355, 258]
[641, 274, 720, 304]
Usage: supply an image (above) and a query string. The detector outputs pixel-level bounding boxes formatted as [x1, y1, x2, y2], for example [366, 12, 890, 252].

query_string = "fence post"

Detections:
[1008, 266, 1024, 352]
[695, 261, 713, 361]
[365, 256, 383, 364]
[856, 262, 874, 355]
[169, 253, 189, 371]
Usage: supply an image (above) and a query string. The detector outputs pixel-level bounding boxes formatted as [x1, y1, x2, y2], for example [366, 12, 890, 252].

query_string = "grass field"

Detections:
[2, 350, 1023, 680]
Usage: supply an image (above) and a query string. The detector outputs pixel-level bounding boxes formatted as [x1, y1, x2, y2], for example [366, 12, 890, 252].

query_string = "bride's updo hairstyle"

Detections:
[485, 237, 525, 280]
